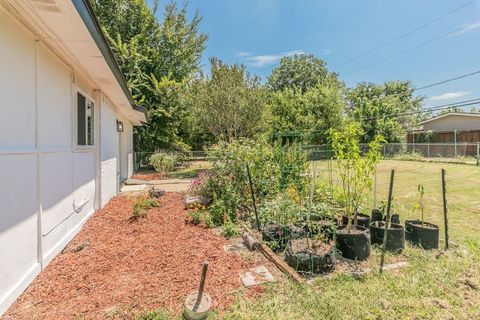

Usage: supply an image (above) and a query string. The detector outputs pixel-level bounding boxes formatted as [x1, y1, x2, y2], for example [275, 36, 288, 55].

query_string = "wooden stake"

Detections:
[243, 228, 304, 283]
[373, 164, 378, 209]
[441, 169, 449, 250]
[193, 261, 208, 312]
[380, 169, 395, 273]
[246, 164, 261, 232]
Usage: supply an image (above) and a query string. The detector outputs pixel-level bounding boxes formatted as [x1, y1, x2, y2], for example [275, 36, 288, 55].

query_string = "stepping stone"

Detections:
[240, 266, 275, 287]
[121, 184, 146, 192]
[124, 178, 150, 185]
[223, 243, 247, 253]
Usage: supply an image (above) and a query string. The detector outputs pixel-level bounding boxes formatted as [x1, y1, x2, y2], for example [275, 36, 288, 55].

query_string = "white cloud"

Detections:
[323, 48, 332, 55]
[430, 91, 470, 101]
[241, 50, 305, 68]
[450, 21, 480, 37]
[236, 51, 252, 58]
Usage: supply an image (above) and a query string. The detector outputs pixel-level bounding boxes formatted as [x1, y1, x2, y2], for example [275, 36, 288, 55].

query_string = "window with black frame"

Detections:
[77, 92, 94, 146]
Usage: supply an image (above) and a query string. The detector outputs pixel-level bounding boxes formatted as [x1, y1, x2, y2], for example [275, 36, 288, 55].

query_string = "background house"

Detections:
[0, 0, 146, 315]
[406, 112, 480, 157]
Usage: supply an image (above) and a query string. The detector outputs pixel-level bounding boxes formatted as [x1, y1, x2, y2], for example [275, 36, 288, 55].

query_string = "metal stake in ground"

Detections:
[193, 261, 208, 311]
[380, 169, 395, 273]
[441, 169, 449, 250]
[184, 261, 212, 320]
[246, 164, 261, 232]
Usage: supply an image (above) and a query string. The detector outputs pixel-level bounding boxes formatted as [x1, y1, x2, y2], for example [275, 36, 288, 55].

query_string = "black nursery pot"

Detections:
[341, 213, 371, 228]
[405, 220, 439, 250]
[285, 241, 335, 274]
[371, 209, 383, 222]
[387, 214, 401, 224]
[336, 225, 371, 261]
[262, 224, 305, 252]
[369, 221, 405, 253]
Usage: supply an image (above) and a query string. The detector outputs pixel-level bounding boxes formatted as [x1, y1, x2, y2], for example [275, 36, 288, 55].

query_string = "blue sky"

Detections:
[151, 0, 480, 108]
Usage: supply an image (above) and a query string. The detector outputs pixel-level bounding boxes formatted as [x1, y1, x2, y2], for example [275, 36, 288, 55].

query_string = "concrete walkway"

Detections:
[121, 178, 192, 193]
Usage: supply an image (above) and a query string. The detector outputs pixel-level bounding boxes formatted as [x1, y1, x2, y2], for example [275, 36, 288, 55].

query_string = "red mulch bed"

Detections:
[131, 172, 168, 181]
[4, 193, 268, 319]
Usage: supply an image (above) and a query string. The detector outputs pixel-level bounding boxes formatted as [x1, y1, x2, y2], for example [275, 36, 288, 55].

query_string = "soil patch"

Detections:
[4, 193, 268, 319]
[290, 238, 331, 256]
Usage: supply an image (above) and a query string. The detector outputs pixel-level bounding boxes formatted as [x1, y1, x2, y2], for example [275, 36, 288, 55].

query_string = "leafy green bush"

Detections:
[188, 209, 213, 227]
[202, 138, 308, 226]
[131, 196, 159, 219]
[258, 195, 303, 226]
[149, 152, 184, 173]
[221, 219, 240, 238]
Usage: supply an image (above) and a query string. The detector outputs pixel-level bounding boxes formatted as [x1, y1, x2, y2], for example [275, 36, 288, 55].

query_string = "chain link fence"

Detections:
[304, 142, 480, 165]
[134, 142, 480, 172]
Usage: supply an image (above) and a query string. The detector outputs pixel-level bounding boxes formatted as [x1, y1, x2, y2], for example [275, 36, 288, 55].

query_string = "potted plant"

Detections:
[285, 164, 335, 274]
[330, 124, 384, 260]
[260, 195, 305, 252]
[369, 198, 405, 253]
[405, 184, 439, 249]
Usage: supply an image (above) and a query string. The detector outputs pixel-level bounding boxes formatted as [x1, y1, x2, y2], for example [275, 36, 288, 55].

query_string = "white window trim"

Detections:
[73, 85, 95, 150]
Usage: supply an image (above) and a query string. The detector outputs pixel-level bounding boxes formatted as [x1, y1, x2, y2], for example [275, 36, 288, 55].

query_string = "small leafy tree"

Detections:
[413, 184, 426, 225]
[330, 123, 384, 231]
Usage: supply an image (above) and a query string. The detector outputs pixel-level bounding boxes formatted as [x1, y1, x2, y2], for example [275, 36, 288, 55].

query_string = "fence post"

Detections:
[441, 169, 449, 250]
[454, 130, 457, 158]
[427, 143, 430, 158]
[373, 164, 377, 209]
[380, 169, 395, 273]
[477, 142, 479, 166]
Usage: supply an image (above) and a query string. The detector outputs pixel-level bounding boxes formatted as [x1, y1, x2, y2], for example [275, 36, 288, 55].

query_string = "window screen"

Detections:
[77, 92, 94, 146]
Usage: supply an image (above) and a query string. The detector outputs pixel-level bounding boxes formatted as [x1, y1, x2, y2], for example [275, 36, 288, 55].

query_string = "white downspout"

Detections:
[93, 91, 102, 209]
[34, 40, 43, 269]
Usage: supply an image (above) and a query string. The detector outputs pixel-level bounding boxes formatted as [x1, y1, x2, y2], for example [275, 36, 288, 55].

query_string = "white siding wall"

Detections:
[0, 8, 40, 313]
[119, 114, 134, 180]
[100, 95, 120, 206]
[0, 8, 134, 315]
[423, 115, 480, 131]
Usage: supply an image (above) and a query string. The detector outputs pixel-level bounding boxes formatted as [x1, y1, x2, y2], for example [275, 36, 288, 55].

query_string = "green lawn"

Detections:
[215, 242, 480, 320]
[213, 160, 480, 320]
[138, 160, 480, 320]
[314, 159, 480, 243]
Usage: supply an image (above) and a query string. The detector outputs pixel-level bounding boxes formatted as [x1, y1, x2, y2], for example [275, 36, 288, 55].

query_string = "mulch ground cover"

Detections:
[4, 193, 269, 319]
[131, 172, 168, 181]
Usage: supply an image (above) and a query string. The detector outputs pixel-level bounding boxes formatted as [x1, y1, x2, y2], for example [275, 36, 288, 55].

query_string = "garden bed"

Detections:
[4, 193, 273, 319]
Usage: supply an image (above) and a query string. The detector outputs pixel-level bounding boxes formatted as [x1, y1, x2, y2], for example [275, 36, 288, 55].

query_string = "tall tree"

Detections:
[268, 82, 345, 144]
[91, 0, 207, 152]
[347, 81, 424, 143]
[267, 54, 340, 93]
[186, 58, 267, 142]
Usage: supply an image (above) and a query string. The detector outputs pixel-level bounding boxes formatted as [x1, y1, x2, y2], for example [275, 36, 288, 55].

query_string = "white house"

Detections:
[419, 112, 480, 132]
[0, 0, 147, 315]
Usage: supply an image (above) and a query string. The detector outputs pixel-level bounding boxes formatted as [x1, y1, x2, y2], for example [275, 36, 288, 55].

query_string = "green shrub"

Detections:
[221, 219, 240, 238]
[203, 138, 308, 226]
[258, 195, 302, 226]
[189, 210, 213, 227]
[149, 152, 184, 173]
[132, 196, 159, 219]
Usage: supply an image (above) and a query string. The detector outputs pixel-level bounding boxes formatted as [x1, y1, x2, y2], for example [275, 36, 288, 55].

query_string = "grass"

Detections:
[135, 159, 480, 319]
[315, 159, 480, 243]
[216, 241, 480, 320]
